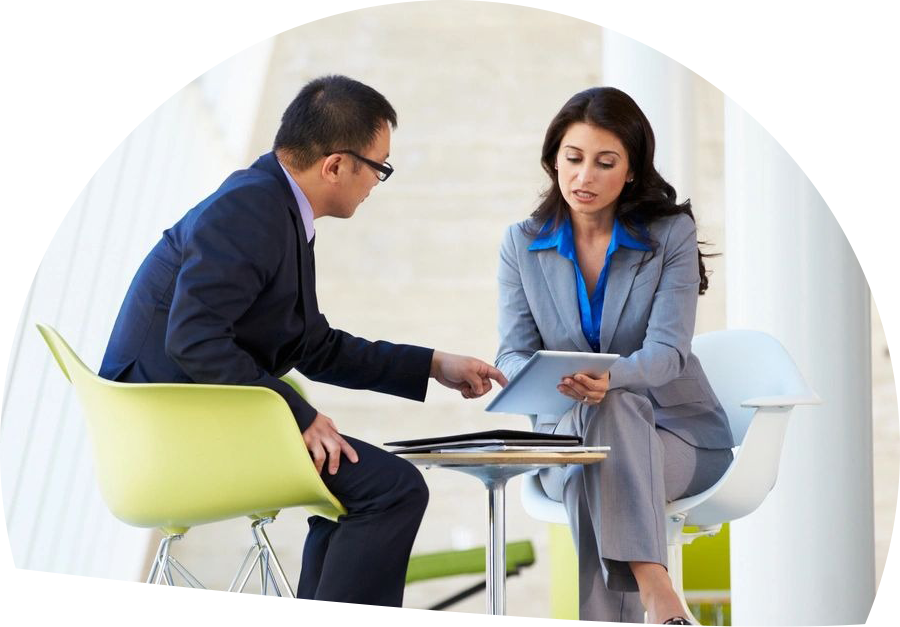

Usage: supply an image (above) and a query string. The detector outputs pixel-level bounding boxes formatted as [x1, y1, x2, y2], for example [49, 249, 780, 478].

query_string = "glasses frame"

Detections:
[325, 150, 394, 181]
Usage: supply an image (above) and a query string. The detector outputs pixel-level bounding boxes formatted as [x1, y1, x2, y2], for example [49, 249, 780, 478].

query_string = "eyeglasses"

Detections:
[325, 150, 394, 182]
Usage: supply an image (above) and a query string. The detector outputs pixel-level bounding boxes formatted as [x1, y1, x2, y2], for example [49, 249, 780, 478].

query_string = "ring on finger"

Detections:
[582, 395, 589, 403]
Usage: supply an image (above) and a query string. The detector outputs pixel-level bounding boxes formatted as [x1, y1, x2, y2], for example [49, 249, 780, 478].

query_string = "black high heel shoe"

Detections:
[662, 618, 692, 625]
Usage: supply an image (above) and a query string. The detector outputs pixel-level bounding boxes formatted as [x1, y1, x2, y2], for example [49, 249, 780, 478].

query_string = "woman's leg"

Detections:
[569, 390, 669, 583]
[657, 428, 734, 503]
[551, 389, 667, 621]
[631, 429, 734, 623]
[561, 464, 646, 622]
[553, 390, 733, 622]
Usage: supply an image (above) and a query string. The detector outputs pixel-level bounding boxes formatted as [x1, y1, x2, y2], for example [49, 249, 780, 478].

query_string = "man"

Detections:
[99, 74, 507, 606]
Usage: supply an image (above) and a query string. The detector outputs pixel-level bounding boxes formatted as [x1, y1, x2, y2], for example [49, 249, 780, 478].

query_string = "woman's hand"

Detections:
[558, 371, 610, 405]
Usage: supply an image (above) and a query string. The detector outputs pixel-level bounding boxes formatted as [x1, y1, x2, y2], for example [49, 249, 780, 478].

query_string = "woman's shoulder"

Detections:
[646, 211, 697, 244]
[502, 218, 541, 248]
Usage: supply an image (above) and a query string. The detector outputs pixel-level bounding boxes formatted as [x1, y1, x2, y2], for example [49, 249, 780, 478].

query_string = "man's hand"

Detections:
[558, 371, 610, 405]
[302, 413, 359, 475]
[430, 350, 509, 399]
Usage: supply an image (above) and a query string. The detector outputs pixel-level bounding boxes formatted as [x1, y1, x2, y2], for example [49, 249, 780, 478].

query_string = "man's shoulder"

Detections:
[197, 161, 291, 221]
[168, 164, 293, 245]
[217, 163, 287, 203]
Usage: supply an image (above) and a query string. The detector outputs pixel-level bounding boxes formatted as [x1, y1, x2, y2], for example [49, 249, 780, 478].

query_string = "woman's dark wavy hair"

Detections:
[528, 86, 712, 294]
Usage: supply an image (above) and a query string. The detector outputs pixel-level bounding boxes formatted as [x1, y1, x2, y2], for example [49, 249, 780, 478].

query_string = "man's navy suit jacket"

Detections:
[100, 152, 434, 431]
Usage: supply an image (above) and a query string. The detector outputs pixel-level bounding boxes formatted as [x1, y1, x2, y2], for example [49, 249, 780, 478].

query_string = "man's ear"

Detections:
[321, 154, 343, 183]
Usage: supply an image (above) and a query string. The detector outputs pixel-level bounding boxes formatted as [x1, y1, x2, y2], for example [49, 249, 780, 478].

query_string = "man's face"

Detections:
[335, 122, 391, 219]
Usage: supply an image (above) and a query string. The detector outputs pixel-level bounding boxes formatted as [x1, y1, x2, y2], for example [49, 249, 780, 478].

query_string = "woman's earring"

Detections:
[626, 178, 634, 183]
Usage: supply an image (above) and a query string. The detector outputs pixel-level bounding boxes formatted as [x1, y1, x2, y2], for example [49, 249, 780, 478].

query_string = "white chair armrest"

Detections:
[520, 472, 568, 525]
[741, 393, 821, 408]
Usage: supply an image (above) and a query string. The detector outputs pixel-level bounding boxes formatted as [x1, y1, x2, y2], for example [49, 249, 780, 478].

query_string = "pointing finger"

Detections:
[487, 366, 509, 387]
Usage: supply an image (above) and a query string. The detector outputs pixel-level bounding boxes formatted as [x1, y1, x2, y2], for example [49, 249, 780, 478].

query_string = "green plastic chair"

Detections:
[406, 540, 535, 610]
[36, 323, 345, 595]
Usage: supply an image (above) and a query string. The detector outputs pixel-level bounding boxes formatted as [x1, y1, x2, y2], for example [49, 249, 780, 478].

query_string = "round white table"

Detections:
[400, 451, 607, 615]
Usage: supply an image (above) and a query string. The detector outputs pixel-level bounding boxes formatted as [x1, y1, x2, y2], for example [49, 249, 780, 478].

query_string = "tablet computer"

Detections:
[485, 350, 618, 415]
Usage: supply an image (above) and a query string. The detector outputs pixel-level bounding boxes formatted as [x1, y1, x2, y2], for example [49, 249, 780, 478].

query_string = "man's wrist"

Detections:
[430, 350, 444, 378]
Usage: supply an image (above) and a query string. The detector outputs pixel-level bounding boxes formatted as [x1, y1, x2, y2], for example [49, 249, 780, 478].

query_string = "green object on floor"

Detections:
[406, 540, 535, 583]
[548, 522, 731, 622]
[683, 523, 730, 590]
[549, 523, 579, 620]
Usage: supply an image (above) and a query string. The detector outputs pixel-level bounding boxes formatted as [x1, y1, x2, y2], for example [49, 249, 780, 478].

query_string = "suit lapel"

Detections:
[599, 247, 647, 352]
[537, 250, 593, 352]
[251, 152, 316, 308]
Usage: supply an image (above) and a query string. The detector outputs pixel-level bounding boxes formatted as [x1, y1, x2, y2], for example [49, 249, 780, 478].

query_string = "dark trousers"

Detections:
[296, 435, 429, 606]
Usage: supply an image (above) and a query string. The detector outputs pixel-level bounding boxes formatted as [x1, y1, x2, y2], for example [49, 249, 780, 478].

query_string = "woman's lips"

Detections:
[572, 190, 597, 202]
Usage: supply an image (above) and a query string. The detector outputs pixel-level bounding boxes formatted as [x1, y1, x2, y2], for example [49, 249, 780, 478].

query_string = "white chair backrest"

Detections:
[691, 330, 813, 444]
[522, 329, 819, 527]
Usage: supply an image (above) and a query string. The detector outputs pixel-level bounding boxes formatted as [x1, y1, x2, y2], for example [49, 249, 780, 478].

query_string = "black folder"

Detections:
[385, 429, 582, 453]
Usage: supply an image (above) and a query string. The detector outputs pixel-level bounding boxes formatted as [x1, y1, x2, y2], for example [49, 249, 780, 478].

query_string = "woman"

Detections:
[495, 87, 735, 624]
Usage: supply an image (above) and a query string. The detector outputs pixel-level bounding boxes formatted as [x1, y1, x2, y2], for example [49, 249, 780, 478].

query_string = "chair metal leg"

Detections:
[265, 558, 283, 597]
[226, 517, 293, 597]
[145, 521, 292, 597]
[252, 518, 295, 598]
[250, 519, 275, 593]
[228, 545, 259, 592]
[666, 514, 721, 625]
[233, 545, 263, 593]
[259, 546, 269, 595]
[153, 538, 171, 592]
[168, 556, 206, 589]
[163, 563, 175, 586]
[147, 534, 184, 592]
[146, 533, 206, 590]
[667, 542, 699, 624]
[146, 537, 167, 584]
[259, 547, 282, 607]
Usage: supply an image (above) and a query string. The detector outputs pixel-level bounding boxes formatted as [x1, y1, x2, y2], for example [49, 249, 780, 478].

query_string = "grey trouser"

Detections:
[538, 389, 733, 623]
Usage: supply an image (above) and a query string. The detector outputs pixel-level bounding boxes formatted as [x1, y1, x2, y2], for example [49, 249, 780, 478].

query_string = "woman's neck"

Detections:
[569, 206, 615, 242]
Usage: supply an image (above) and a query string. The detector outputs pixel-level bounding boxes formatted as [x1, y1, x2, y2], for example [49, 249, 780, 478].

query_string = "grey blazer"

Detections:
[496, 213, 734, 450]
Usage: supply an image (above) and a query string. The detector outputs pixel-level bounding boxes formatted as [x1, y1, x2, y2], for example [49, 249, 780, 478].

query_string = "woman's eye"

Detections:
[566, 156, 581, 163]
[599, 162, 615, 169]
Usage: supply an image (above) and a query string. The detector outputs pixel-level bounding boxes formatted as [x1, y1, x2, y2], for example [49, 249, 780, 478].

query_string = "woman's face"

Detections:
[555, 122, 632, 219]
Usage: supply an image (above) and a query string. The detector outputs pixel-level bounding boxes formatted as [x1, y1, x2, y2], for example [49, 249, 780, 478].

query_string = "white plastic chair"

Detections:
[520, 329, 821, 623]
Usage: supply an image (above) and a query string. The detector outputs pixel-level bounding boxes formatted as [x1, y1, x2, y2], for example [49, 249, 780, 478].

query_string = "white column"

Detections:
[725, 99, 874, 625]
[600, 29, 873, 624]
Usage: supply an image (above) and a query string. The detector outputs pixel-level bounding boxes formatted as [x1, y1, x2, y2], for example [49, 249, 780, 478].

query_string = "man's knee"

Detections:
[387, 458, 429, 514]
[336, 442, 429, 517]
[403, 463, 430, 512]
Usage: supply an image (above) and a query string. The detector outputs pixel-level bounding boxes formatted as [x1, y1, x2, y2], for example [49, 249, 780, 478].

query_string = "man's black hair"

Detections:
[273, 75, 397, 170]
